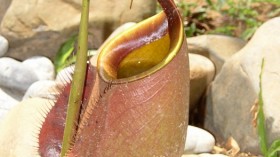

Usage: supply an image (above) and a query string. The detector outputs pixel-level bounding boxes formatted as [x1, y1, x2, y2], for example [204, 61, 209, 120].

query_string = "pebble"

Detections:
[22, 56, 55, 80]
[23, 80, 59, 100]
[0, 88, 19, 121]
[187, 35, 246, 73]
[185, 125, 215, 154]
[189, 53, 215, 110]
[0, 36, 8, 57]
[0, 56, 56, 121]
[0, 57, 39, 91]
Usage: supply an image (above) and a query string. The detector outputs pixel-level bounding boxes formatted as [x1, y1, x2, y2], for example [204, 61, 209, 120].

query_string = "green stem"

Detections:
[258, 58, 268, 156]
[60, 0, 90, 156]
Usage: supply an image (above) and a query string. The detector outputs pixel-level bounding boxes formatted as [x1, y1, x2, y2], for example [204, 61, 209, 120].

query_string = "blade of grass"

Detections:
[268, 139, 280, 157]
[54, 35, 77, 73]
[257, 58, 268, 156]
[60, 0, 90, 156]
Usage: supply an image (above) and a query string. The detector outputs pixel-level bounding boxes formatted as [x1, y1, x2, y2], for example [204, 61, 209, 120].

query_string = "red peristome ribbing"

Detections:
[38, 64, 96, 157]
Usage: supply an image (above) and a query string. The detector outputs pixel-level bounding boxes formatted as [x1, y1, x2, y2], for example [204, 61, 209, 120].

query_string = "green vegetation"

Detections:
[257, 59, 280, 157]
[212, 0, 261, 40]
[175, 1, 212, 37]
[159, 0, 280, 40]
[54, 37, 97, 73]
[54, 35, 77, 73]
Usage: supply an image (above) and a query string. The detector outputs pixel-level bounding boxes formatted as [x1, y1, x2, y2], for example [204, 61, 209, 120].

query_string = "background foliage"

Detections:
[158, 0, 280, 40]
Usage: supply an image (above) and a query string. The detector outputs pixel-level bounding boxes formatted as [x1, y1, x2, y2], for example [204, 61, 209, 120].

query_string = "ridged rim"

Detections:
[97, 1, 184, 84]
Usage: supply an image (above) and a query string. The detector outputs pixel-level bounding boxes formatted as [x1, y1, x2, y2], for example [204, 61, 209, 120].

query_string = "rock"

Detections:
[189, 53, 215, 110]
[182, 154, 229, 157]
[198, 154, 228, 157]
[182, 154, 199, 157]
[184, 125, 215, 154]
[22, 56, 55, 80]
[0, 35, 8, 56]
[0, 88, 20, 122]
[0, 0, 11, 23]
[205, 17, 280, 154]
[0, 57, 39, 92]
[0, 56, 54, 93]
[23, 80, 59, 100]
[0, 98, 54, 157]
[187, 35, 246, 73]
[0, 0, 156, 60]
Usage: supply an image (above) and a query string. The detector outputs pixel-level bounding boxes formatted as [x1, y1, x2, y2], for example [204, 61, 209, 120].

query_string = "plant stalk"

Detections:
[257, 58, 268, 156]
[60, 0, 90, 156]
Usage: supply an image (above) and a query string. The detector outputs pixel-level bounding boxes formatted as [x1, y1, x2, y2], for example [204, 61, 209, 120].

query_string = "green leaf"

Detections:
[257, 58, 268, 156]
[241, 26, 257, 40]
[268, 139, 280, 157]
[205, 0, 213, 7]
[54, 35, 77, 73]
[209, 26, 236, 36]
[185, 23, 196, 37]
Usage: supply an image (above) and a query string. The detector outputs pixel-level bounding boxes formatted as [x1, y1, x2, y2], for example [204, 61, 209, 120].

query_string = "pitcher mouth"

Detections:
[97, 5, 184, 84]
[97, 9, 184, 83]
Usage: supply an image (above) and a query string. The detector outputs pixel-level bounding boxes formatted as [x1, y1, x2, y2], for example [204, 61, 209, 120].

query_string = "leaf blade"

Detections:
[54, 35, 77, 73]
[268, 139, 280, 157]
[257, 58, 268, 156]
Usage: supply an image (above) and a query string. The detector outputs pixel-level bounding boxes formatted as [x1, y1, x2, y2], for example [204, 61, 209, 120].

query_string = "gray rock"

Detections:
[185, 125, 215, 154]
[189, 53, 215, 110]
[0, 57, 39, 91]
[1, 0, 156, 60]
[0, 86, 23, 101]
[22, 56, 55, 80]
[205, 17, 280, 154]
[0, 35, 8, 56]
[23, 80, 58, 100]
[0, 88, 19, 122]
[188, 35, 246, 73]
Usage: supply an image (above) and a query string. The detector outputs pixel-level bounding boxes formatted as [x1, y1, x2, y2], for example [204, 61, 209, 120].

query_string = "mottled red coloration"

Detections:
[67, 39, 189, 157]
[38, 64, 96, 157]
